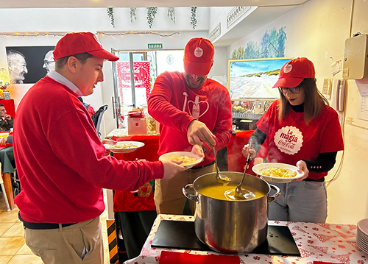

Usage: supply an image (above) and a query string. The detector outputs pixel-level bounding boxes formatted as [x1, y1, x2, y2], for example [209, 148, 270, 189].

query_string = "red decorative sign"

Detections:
[117, 61, 151, 102]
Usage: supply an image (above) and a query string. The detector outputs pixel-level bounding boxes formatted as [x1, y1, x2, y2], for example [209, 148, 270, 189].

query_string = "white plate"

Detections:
[104, 141, 144, 153]
[252, 162, 304, 183]
[358, 218, 368, 236]
[159, 151, 203, 169]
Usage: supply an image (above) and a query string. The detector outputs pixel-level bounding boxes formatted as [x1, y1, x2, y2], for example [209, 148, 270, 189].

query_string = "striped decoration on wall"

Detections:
[106, 219, 119, 264]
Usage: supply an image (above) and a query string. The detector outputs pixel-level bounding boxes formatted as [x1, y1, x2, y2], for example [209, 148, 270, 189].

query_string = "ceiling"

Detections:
[0, 0, 309, 8]
[0, 0, 308, 47]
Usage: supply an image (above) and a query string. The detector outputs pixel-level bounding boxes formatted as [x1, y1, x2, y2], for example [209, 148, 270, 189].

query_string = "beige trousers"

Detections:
[154, 164, 215, 215]
[24, 216, 103, 264]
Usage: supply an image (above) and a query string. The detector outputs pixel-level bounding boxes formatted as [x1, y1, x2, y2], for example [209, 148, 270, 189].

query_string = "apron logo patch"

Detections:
[274, 126, 303, 155]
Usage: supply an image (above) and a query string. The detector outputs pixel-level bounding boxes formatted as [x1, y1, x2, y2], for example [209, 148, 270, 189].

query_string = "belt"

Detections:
[19, 212, 77, 230]
[190, 160, 215, 170]
[304, 177, 325, 182]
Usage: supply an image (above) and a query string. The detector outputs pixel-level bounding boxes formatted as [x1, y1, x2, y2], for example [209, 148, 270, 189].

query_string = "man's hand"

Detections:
[187, 120, 216, 148]
[161, 159, 186, 180]
[292, 160, 309, 182]
[101, 139, 116, 156]
[191, 144, 204, 158]
[4, 114, 12, 120]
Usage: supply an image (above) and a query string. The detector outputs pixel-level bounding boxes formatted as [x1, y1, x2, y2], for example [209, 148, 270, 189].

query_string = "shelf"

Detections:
[232, 112, 263, 120]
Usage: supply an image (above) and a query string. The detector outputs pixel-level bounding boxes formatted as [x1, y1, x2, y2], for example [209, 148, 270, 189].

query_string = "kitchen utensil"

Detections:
[235, 141, 255, 199]
[183, 171, 280, 253]
[213, 147, 231, 182]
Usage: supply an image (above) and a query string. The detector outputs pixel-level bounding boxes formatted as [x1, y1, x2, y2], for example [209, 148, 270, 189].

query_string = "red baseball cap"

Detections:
[53, 32, 119, 61]
[273, 57, 315, 88]
[184, 38, 214, 76]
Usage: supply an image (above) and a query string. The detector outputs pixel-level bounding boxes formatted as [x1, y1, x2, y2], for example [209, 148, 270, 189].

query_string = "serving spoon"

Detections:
[212, 147, 231, 183]
[235, 140, 256, 199]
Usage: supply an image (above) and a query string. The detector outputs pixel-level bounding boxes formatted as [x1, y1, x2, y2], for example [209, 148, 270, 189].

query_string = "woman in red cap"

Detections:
[243, 57, 344, 223]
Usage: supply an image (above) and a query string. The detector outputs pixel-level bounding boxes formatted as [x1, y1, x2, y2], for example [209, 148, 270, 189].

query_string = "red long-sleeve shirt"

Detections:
[13, 76, 163, 223]
[148, 72, 232, 167]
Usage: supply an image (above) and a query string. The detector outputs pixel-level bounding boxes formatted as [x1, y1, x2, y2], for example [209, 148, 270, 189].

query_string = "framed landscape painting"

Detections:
[228, 57, 293, 100]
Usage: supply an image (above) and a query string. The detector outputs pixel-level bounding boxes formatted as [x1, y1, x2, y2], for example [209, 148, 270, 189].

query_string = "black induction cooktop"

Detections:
[152, 220, 300, 256]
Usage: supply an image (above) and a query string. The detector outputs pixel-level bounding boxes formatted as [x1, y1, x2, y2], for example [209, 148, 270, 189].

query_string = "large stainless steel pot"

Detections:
[183, 171, 280, 253]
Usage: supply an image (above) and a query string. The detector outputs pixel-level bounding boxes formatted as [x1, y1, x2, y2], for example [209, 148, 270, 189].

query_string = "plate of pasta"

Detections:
[159, 151, 203, 169]
[104, 141, 144, 153]
[252, 163, 304, 183]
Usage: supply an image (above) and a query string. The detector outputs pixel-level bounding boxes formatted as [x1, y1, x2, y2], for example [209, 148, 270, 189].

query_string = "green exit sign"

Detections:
[148, 43, 163, 49]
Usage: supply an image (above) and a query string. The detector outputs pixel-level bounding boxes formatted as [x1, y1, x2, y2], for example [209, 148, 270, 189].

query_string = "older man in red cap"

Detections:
[148, 38, 233, 215]
[13, 32, 184, 264]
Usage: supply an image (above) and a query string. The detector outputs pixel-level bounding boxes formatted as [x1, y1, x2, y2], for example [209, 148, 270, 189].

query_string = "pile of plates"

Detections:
[357, 218, 368, 254]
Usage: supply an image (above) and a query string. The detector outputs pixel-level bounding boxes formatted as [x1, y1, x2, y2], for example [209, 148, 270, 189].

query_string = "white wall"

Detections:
[0, 7, 212, 137]
[0, 7, 210, 32]
[228, 0, 368, 224]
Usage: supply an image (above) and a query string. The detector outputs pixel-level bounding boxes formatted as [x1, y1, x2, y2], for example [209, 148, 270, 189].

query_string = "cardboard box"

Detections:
[128, 117, 147, 135]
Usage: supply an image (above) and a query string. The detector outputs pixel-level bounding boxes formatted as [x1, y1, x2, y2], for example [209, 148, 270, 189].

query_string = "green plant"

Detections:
[190, 7, 197, 29]
[167, 7, 175, 23]
[107, 8, 115, 28]
[147, 7, 157, 28]
[130, 8, 137, 23]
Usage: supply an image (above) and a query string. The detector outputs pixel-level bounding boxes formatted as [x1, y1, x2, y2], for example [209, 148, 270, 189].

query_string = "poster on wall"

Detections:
[6, 46, 55, 84]
[228, 57, 292, 100]
[117, 61, 151, 106]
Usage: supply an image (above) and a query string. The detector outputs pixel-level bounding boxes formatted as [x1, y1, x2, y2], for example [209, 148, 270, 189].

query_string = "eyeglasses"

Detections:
[278, 87, 300, 94]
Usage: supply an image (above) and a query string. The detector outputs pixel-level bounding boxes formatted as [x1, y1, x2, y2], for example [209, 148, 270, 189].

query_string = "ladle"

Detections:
[212, 147, 231, 183]
[235, 140, 256, 199]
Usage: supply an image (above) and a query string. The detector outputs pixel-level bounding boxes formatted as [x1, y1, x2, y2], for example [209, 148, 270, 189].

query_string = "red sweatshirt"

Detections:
[148, 72, 232, 166]
[13, 76, 163, 224]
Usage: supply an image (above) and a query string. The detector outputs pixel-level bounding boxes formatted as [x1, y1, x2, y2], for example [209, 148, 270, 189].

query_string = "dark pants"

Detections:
[117, 211, 157, 259]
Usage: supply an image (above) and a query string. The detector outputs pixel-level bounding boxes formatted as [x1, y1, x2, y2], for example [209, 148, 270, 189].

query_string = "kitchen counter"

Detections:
[124, 214, 367, 264]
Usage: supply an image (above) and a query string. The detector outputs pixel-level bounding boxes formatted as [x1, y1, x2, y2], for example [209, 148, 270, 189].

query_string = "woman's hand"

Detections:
[242, 143, 256, 160]
[292, 160, 309, 182]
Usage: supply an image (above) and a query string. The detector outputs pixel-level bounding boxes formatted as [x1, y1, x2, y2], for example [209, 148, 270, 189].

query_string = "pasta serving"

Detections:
[261, 167, 297, 178]
[109, 143, 138, 149]
[167, 155, 198, 165]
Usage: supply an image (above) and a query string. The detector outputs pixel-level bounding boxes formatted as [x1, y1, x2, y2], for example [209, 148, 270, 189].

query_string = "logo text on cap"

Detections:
[284, 63, 292, 73]
[194, 47, 203, 58]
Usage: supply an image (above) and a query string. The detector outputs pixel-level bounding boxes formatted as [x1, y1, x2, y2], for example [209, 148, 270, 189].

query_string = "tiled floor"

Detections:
[0, 192, 111, 264]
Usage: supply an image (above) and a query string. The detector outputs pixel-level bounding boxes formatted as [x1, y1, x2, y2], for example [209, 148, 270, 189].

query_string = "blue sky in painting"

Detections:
[230, 58, 291, 76]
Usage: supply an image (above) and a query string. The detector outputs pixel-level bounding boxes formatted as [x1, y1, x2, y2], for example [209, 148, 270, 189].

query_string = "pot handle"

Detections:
[267, 184, 281, 203]
[182, 184, 198, 202]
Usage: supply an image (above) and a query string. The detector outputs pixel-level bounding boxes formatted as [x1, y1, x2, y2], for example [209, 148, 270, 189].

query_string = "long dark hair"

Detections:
[278, 78, 329, 124]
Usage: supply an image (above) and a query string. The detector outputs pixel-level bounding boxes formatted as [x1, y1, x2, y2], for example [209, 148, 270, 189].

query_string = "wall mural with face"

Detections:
[6, 46, 55, 84]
